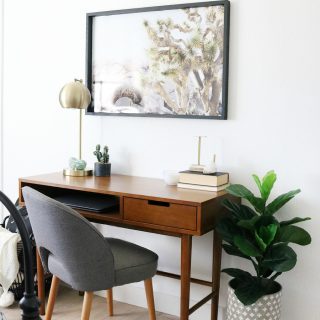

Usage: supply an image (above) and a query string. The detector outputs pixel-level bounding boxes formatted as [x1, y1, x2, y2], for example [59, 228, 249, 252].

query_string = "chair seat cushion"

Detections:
[106, 238, 158, 287]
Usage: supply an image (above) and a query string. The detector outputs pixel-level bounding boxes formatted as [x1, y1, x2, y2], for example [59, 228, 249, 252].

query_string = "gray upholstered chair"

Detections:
[22, 187, 158, 320]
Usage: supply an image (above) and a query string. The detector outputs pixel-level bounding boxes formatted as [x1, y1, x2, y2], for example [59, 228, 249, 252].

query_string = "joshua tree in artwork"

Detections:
[143, 6, 224, 116]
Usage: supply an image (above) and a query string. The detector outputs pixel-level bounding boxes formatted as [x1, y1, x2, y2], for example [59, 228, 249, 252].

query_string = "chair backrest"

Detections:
[22, 187, 115, 291]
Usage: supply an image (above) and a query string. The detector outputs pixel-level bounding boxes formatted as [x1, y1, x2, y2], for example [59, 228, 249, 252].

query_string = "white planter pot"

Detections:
[226, 282, 282, 320]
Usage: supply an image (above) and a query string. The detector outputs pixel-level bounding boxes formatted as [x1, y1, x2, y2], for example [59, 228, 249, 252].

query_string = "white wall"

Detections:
[0, 0, 4, 215]
[2, 0, 320, 319]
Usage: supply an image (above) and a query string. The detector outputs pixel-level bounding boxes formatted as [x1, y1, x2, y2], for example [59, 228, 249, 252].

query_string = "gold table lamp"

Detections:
[59, 79, 93, 176]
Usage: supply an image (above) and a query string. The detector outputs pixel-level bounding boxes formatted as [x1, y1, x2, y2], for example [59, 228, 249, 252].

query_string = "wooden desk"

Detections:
[19, 172, 235, 320]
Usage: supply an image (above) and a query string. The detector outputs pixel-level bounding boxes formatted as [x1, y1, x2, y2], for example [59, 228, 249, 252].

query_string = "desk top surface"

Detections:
[20, 172, 226, 205]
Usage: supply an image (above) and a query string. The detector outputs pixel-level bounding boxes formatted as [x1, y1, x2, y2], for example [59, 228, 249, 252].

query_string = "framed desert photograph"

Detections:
[86, 1, 230, 119]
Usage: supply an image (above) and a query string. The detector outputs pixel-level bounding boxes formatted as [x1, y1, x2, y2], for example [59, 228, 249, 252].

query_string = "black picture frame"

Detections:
[86, 1, 230, 119]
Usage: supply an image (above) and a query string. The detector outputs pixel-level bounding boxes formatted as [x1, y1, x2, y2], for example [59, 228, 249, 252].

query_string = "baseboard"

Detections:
[95, 276, 226, 320]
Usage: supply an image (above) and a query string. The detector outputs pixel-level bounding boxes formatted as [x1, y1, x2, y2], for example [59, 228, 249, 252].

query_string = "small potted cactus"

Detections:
[93, 144, 111, 177]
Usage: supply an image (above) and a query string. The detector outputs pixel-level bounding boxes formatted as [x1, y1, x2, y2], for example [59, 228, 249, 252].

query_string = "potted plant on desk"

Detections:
[93, 144, 111, 177]
[216, 170, 311, 320]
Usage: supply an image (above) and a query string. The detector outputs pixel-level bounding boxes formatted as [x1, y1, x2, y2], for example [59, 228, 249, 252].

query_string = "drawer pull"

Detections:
[148, 200, 170, 207]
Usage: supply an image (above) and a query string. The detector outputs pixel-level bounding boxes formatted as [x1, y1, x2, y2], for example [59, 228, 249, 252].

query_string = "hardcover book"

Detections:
[179, 171, 229, 186]
[177, 182, 230, 192]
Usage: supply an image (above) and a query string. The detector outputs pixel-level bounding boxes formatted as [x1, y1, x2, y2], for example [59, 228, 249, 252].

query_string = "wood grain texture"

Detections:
[19, 172, 226, 205]
[107, 288, 113, 316]
[45, 276, 60, 320]
[211, 232, 222, 320]
[81, 292, 93, 320]
[19, 172, 234, 236]
[180, 235, 192, 320]
[144, 278, 156, 320]
[123, 197, 197, 230]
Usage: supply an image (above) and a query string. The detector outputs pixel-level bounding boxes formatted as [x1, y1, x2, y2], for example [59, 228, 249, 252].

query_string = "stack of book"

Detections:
[177, 171, 229, 192]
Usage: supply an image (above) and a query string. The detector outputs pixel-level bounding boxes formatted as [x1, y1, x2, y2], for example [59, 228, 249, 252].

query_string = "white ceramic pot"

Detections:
[226, 282, 282, 320]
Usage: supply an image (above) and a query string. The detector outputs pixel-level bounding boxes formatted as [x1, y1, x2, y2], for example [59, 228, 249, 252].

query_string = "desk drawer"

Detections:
[123, 197, 197, 230]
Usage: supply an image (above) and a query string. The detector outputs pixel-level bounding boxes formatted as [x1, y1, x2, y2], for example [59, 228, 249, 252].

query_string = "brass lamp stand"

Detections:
[59, 79, 93, 176]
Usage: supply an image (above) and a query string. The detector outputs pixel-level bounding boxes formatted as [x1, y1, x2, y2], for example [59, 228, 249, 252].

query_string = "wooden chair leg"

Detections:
[144, 278, 156, 320]
[106, 288, 114, 316]
[81, 292, 94, 320]
[45, 276, 60, 320]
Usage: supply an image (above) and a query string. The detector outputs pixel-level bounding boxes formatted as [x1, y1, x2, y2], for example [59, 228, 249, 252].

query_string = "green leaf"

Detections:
[238, 220, 255, 231]
[255, 215, 279, 228]
[255, 231, 267, 251]
[237, 215, 260, 231]
[275, 225, 311, 246]
[252, 174, 263, 195]
[222, 268, 253, 281]
[261, 171, 277, 201]
[265, 189, 301, 215]
[234, 281, 266, 305]
[221, 198, 241, 216]
[252, 171, 277, 201]
[280, 217, 311, 226]
[249, 197, 266, 214]
[262, 243, 297, 272]
[226, 184, 265, 213]
[222, 199, 256, 220]
[239, 205, 257, 219]
[226, 184, 255, 199]
[254, 223, 278, 252]
[231, 277, 273, 306]
[234, 235, 262, 257]
[216, 217, 241, 244]
[259, 224, 278, 246]
[222, 244, 251, 260]
[261, 268, 274, 278]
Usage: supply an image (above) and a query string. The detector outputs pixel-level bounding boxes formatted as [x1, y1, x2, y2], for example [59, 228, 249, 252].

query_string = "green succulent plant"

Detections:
[216, 170, 311, 306]
[93, 144, 109, 164]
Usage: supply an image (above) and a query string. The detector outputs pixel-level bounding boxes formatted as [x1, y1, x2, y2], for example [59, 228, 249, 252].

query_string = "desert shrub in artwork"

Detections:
[90, 4, 227, 117]
[143, 7, 225, 116]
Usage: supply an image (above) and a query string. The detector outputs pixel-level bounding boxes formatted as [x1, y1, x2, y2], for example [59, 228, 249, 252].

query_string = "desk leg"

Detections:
[36, 248, 46, 315]
[180, 235, 192, 320]
[211, 232, 222, 320]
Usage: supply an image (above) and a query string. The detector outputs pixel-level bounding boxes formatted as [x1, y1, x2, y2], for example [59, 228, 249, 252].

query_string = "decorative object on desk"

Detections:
[59, 79, 93, 177]
[178, 171, 229, 191]
[93, 144, 111, 177]
[86, 1, 230, 119]
[69, 157, 87, 171]
[177, 182, 229, 192]
[203, 154, 217, 174]
[216, 170, 311, 319]
[189, 136, 207, 172]
[163, 170, 180, 186]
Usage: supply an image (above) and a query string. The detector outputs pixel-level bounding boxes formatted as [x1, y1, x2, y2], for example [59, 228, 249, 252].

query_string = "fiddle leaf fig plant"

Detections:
[216, 170, 311, 306]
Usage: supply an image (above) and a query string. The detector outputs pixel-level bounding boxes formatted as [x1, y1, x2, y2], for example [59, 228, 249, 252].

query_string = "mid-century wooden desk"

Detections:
[19, 172, 235, 320]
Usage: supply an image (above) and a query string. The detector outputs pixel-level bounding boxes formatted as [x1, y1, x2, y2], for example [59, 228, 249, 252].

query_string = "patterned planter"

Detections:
[226, 282, 282, 320]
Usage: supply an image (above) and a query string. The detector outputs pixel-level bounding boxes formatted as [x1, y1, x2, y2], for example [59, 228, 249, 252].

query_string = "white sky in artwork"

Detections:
[92, 9, 188, 70]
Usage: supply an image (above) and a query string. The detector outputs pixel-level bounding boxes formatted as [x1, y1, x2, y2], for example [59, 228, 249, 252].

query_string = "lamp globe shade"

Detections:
[59, 79, 91, 109]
